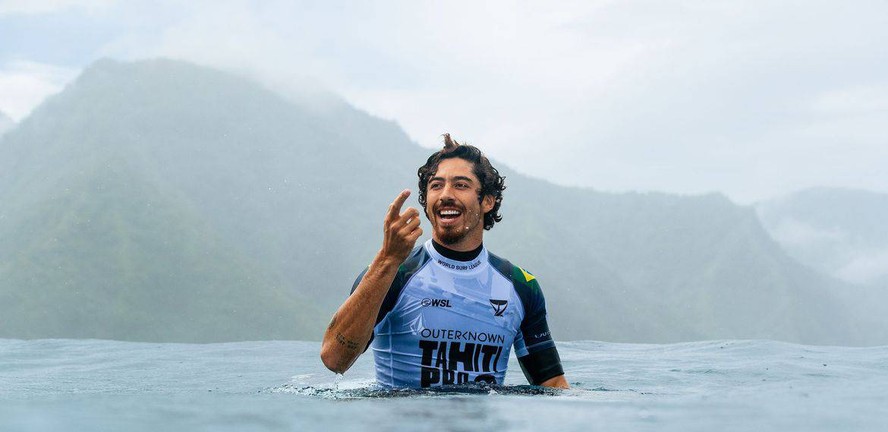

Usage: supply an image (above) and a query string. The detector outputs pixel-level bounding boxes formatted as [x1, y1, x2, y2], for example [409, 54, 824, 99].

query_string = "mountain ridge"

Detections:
[0, 58, 876, 345]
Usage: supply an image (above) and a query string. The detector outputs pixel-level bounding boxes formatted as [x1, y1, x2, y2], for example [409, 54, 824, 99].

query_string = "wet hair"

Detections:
[417, 133, 506, 230]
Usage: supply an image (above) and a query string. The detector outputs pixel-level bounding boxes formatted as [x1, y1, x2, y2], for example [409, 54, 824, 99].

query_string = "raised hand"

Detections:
[381, 189, 424, 264]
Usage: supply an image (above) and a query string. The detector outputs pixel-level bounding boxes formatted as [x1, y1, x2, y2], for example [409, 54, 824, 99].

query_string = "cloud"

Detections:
[0, 0, 115, 16]
[759, 211, 888, 285]
[0, 60, 79, 121]
[836, 249, 888, 285]
[766, 217, 846, 249]
[4, 0, 888, 202]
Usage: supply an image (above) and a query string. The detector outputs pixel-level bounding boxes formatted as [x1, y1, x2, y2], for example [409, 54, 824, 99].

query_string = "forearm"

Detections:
[320, 252, 401, 373]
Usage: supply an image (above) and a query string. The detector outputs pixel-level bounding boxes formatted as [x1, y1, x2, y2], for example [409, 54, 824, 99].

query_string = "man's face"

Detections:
[424, 157, 495, 249]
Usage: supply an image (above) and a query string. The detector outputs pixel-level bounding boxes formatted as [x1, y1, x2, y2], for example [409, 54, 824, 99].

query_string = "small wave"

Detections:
[263, 382, 565, 399]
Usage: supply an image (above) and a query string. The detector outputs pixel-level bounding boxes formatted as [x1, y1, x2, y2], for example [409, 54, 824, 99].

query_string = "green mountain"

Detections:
[0, 59, 874, 345]
[490, 183, 856, 344]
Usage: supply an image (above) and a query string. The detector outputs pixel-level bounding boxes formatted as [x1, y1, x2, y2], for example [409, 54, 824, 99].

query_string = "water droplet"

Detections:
[334, 373, 343, 392]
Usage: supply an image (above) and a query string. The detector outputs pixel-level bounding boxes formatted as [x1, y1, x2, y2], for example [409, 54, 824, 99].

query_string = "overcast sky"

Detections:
[1, 0, 886, 203]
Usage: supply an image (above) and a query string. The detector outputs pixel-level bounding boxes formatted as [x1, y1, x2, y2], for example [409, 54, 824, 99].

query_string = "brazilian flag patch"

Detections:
[519, 267, 536, 283]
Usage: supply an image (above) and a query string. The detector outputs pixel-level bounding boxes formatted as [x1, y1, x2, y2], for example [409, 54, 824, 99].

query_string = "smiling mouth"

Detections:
[437, 208, 462, 222]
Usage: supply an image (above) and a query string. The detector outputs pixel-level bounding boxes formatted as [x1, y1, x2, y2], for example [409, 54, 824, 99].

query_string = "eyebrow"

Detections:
[429, 175, 475, 184]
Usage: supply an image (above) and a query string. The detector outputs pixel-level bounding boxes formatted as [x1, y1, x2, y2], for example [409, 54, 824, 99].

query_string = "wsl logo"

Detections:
[422, 298, 452, 308]
[489, 299, 508, 317]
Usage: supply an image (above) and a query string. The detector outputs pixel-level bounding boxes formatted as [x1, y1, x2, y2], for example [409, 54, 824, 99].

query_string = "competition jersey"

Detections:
[351, 239, 563, 388]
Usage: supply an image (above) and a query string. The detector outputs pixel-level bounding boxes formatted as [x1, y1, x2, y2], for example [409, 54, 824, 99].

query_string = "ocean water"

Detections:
[0, 339, 886, 431]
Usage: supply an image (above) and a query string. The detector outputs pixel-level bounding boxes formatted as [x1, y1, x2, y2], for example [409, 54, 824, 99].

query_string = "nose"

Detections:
[438, 182, 459, 202]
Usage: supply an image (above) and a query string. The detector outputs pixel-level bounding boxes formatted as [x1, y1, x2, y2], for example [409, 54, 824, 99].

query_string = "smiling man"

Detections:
[321, 134, 568, 389]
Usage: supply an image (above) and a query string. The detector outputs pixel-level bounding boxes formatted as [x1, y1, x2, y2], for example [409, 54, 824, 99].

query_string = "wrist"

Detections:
[373, 250, 404, 272]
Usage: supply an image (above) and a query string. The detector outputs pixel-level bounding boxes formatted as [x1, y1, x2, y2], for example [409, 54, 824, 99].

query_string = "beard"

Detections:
[433, 203, 482, 246]
[437, 225, 467, 245]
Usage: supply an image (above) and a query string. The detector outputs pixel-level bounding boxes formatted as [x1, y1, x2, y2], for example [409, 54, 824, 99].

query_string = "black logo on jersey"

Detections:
[489, 299, 508, 317]
[422, 298, 452, 308]
[418, 340, 503, 387]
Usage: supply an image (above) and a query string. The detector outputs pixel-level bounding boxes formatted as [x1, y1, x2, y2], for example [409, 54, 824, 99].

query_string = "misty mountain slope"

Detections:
[0, 157, 318, 341]
[756, 187, 888, 343]
[0, 58, 408, 341]
[1, 59, 423, 310]
[678, 212, 850, 343]
[0, 111, 13, 138]
[485, 188, 644, 341]
[757, 188, 888, 286]
[0, 58, 874, 344]
[67, 58, 427, 309]
[491, 178, 856, 344]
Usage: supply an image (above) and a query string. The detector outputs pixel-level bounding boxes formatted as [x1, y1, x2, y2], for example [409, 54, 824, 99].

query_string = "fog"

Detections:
[757, 188, 888, 286]
[0, 110, 14, 136]
[1, 2, 887, 345]
[2, 0, 887, 202]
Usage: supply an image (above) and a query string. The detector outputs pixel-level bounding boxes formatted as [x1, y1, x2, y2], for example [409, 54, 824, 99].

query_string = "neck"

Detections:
[431, 228, 484, 253]
[432, 239, 483, 262]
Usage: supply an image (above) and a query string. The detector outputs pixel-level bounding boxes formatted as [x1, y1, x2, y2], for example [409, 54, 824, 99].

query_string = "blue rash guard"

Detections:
[351, 239, 564, 388]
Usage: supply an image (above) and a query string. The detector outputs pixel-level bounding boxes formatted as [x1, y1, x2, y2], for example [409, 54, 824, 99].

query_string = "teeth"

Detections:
[440, 210, 460, 216]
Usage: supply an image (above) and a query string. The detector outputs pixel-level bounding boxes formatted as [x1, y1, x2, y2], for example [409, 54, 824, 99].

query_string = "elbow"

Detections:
[320, 342, 349, 374]
[539, 374, 569, 389]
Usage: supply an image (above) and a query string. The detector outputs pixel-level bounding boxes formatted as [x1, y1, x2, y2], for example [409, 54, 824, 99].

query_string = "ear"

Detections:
[481, 194, 495, 214]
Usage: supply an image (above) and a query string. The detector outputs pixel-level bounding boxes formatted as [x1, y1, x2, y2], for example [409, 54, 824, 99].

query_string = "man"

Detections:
[320, 134, 568, 389]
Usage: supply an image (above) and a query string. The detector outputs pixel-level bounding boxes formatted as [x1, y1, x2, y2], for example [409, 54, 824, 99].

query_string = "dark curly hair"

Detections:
[417, 133, 506, 230]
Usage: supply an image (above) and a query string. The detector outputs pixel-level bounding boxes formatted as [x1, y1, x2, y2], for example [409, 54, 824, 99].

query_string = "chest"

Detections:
[384, 264, 524, 341]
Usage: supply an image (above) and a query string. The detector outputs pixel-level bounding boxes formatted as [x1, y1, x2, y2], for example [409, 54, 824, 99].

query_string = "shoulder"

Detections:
[487, 251, 545, 308]
[397, 244, 431, 279]
[488, 252, 541, 290]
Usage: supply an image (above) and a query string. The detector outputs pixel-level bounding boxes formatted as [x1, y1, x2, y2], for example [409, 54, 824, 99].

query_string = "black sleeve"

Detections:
[518, 346, 564, 385]
[512, 267, 564, 384]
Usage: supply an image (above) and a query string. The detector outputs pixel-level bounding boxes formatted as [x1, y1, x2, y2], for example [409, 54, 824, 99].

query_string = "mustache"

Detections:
[434, 198, 463, 210]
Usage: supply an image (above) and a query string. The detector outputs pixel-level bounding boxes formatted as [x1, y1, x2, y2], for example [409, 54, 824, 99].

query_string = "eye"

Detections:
[455, 182, 469, 189]
[429, 182, 443, 190]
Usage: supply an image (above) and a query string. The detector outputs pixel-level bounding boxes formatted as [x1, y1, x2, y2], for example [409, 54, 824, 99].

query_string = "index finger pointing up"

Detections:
[388, 189, 411, 220]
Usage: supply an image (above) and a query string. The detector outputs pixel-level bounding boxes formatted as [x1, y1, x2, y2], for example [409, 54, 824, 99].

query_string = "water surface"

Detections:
[1, 339, 885, 431]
